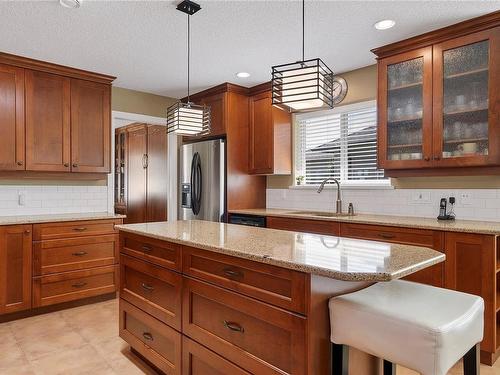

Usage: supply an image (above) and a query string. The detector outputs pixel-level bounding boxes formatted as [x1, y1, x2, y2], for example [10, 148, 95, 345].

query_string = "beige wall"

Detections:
[112, 86, 177, 118]
[267, 64, 500, 189]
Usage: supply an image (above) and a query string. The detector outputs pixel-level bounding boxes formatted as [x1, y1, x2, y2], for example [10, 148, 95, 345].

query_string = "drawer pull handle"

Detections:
[223, 320, 244, 333]
[142, 332, 154, 341]
[379, 233, 395, 239]
[73, 227, 87, 232]
[141, 283, 154, 292]
[72, 251, 88, 257]
[223, 268, 242, 278]
[72, 282, 87, 288]
[142, 245, 152, 252]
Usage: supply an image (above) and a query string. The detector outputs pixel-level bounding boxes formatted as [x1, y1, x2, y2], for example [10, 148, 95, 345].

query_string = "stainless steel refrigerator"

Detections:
[178, 139, 225, 222]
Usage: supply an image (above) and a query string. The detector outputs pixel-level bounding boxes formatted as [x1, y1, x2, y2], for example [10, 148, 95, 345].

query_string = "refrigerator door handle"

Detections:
[191, 152, 202, 216]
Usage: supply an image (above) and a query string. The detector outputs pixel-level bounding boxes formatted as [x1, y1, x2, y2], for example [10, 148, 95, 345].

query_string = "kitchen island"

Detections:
[117, 220, 444, 375]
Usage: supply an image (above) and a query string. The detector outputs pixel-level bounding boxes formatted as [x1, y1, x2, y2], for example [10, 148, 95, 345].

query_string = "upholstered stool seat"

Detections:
[329, 280, 484, 375]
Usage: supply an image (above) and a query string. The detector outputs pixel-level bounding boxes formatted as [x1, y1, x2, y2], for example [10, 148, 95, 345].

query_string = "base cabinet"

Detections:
[0, 225, 32, 314]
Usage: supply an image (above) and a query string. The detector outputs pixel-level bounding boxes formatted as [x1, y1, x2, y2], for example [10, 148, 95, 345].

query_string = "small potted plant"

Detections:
[296, 175, 305, 185]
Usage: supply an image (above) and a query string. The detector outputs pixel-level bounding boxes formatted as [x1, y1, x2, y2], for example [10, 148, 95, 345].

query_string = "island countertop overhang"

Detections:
[116, 220, 445, 282]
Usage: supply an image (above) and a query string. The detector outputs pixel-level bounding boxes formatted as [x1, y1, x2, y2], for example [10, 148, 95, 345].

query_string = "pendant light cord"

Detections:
[302, 0, 305, 62]
[187, 13, 191, 103]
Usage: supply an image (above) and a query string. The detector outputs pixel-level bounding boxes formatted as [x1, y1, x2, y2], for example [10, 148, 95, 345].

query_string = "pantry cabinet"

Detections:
[0, 52, 115, 176]
[374, 14, 500, 174]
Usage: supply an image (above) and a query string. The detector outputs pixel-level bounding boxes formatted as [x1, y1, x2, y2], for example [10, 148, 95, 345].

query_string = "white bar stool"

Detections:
[329, 280, 484, 375]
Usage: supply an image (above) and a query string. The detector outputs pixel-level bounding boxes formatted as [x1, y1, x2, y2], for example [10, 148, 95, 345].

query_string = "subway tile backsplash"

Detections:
[0, 185, 108, 216]
[267, 188, 500, 222]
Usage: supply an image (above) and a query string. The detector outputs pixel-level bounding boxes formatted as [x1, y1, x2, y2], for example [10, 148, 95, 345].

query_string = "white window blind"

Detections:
[295, 101, 387, 186]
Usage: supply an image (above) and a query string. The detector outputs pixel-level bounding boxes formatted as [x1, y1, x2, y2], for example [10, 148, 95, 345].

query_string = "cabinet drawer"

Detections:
[33, 265, 117, 307]
[182, 336, 251, 375]
[121, 232, 181, 271]
[267, 216, 340, 236]
[120, 254, 182, 329]
[33, 219, 120, 241]
[183, 246, 307, 314]
[33, 234, 118, 276]
[120, 299, 181, 375]
[182, 278, 307, 375]
[340, 223, 443, 249]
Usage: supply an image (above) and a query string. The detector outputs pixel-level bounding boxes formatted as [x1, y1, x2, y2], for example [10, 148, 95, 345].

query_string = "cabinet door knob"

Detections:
[434, 156, 441, 161]
[424, 157, 430, 161]
[64, 163, 69, 167]
[17, 161, 23, 166]
[72, 163, 78, 168]
[24, 230, 31, 234]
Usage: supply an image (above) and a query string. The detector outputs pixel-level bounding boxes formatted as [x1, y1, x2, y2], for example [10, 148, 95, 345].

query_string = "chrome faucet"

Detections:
[317, 178, 342, 214]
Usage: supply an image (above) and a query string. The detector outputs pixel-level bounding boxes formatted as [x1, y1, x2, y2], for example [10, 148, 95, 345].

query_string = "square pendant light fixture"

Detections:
[166, 101, 210, 135]
[272, 58, 334, 112]
[271, 0, 335, 113]
[167, 0, 210, 136]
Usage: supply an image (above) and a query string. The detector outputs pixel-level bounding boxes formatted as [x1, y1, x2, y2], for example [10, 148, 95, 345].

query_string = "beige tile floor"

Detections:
[1, 298, 500, 374]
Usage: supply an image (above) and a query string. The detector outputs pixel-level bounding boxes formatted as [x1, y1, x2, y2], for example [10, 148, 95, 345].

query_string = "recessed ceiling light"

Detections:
[60, 0, 80, 9]
[374, 19, 395, 30]
[236, 72, 250, 78]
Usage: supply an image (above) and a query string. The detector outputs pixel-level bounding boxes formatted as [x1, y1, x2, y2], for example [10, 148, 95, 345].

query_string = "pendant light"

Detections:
[271, 0, 334, 113]
[167, 0, 210, 136]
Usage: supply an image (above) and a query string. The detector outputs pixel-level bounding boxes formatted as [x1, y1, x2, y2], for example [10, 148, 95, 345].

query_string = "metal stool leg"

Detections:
[383, 359, 396, 375]
[463, 344, 480, 375]
[331, 343, 349, 375]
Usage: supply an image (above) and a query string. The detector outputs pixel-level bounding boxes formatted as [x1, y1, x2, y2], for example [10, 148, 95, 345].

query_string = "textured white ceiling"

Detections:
[0, 0, 498, 98]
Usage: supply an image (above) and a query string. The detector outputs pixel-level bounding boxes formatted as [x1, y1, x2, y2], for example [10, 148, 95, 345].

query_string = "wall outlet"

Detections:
[18, 193, 25, 206]
[412, 191, 431, 204]
[460, 192, 472, 205]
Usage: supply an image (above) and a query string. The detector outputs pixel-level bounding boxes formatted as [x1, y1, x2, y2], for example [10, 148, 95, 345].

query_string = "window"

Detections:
[295, 100, 388, 186]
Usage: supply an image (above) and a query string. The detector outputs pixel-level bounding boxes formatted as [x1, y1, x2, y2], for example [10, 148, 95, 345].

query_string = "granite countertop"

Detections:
[229, 208, 500, 235]
[116, 220, 445, 282]
[0, 212, 125, 226]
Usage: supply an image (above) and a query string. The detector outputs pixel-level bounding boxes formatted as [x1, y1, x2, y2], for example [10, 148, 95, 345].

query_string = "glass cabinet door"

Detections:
[433, 28, 499, 166]
[379, 47, 432, 169]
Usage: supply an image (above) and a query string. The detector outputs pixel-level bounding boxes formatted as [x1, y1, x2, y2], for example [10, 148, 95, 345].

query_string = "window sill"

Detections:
[289, 183, 394, 190]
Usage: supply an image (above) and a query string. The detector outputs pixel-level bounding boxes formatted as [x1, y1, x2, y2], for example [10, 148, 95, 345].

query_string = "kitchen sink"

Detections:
[286, 211, 354, 217]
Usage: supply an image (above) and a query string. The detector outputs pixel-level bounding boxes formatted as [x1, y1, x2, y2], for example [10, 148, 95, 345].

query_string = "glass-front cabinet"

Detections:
[114, 129, 127, 213]
[378, 47, 433, 169]
[377, 26, 500, 171]
[433, 29, 499, 167]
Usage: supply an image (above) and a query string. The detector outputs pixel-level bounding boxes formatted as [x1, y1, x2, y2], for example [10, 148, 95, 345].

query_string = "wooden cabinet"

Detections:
[115, 124, 168, 223]
[0, 52, 115, 176]
[119, 299, 182, 375]
[340, 223, 444, 287]
[25, 70, 71, 172]
[0, 64, 25, 170]
[201, 92, 226, 137]
[249, 91, 292, 175]
[373, 14, 500, 174]
[0, 225, 32, 314]
[182, 277, 307, 375]
[444, 232, 497, 363]
[267, 216, 341, 236]
[70, 79, 111, 173]
[182, 336, 251, 375]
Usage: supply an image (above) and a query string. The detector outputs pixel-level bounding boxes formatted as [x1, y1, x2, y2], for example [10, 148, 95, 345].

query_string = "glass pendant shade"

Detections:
[166, 101, 210, 135]
[272, 58, 334, 112]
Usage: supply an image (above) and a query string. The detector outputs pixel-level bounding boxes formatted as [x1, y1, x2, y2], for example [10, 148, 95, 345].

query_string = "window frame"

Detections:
[292, 100, 392, 189]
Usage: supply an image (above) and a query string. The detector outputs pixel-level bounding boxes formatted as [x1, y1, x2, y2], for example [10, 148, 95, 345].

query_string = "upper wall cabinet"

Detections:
[0, 64, 25, 170]
[373, 12, 500, 175]
[183, 91, 228, 142]
[0, 52, 115, 176]
[248, 90, 292, 175]
[71, 79, 111, 173]
[25, 70, 71, 172]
